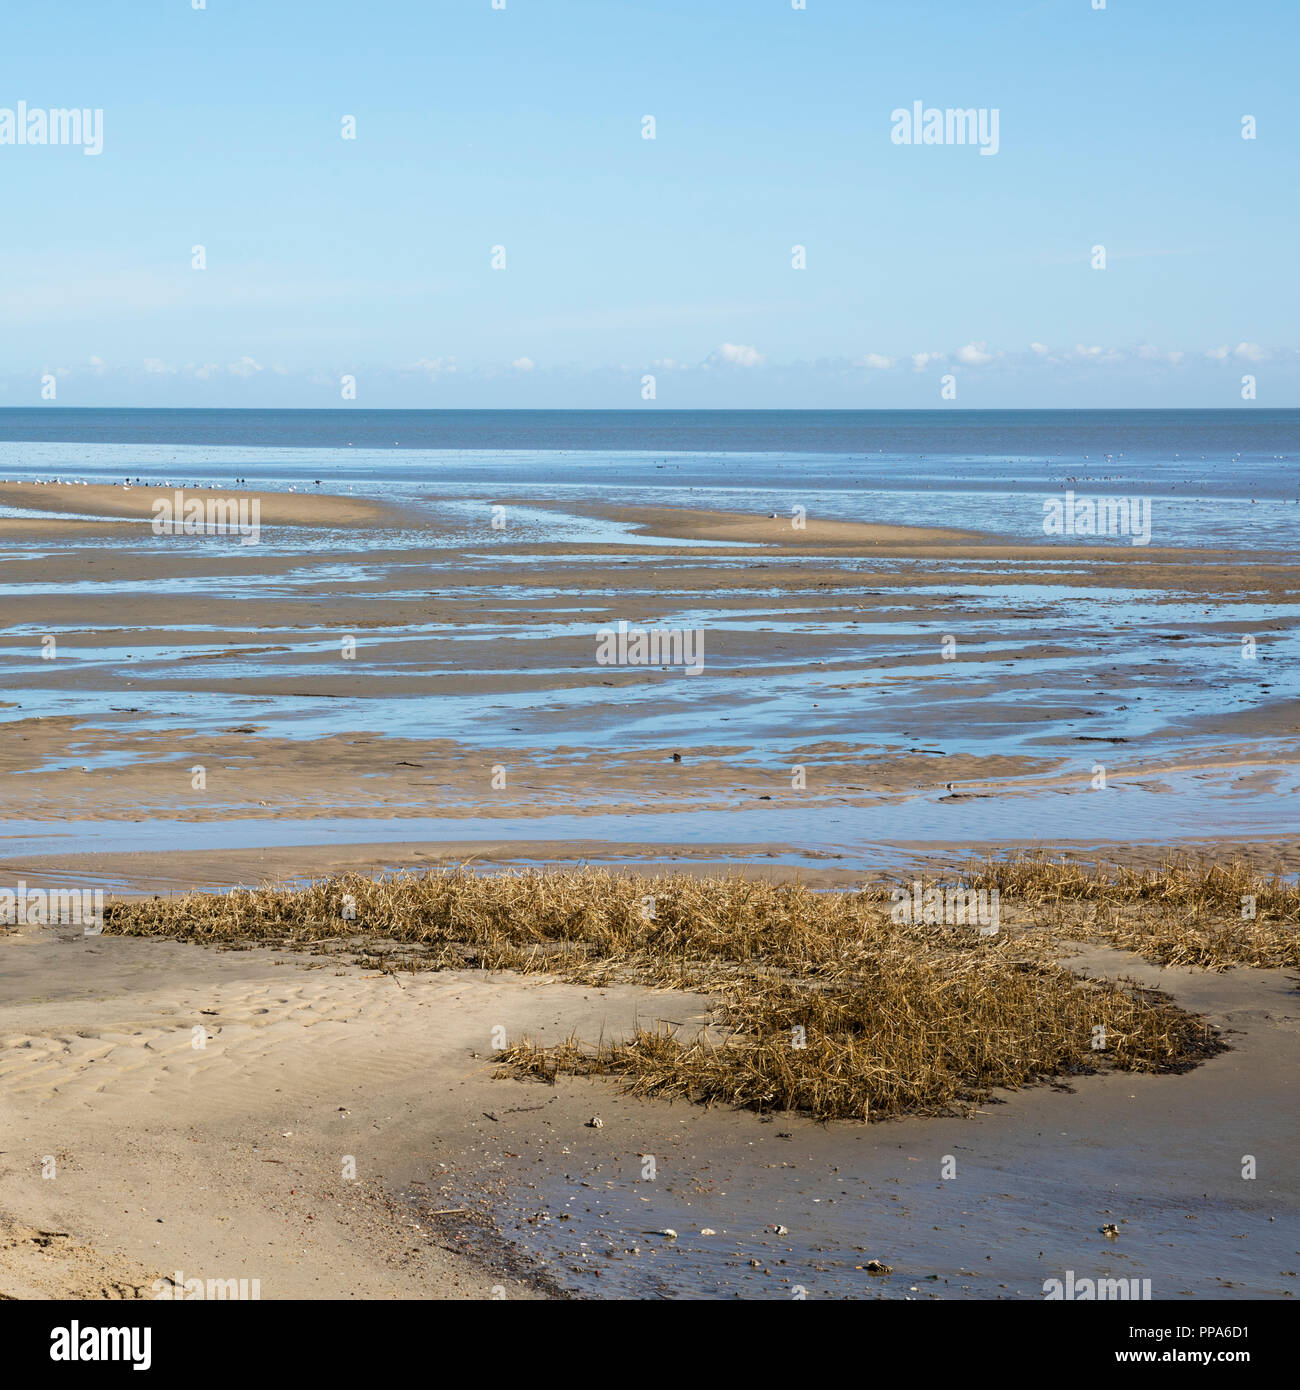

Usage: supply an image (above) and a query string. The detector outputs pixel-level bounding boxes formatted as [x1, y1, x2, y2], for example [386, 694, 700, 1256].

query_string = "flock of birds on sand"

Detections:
[3, 477, 325, 491]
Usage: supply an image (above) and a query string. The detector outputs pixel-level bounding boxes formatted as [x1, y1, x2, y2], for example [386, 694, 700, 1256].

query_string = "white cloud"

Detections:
[855, 352, 897, 370]
[714, 342, 764, 367]
[1205, 342, 1268, 363]
[1071, 344, 1125, 364]
[227, 356, 263, 378]
[142, 357, 175, 375]
[1029, 342, 1050, 356]
[511, 356, 535, 371]
[410, 356, 456, 377]
[1136, 344, 1184, 364]
[911, 350, 946, 371]
[956, 341, 995, 366]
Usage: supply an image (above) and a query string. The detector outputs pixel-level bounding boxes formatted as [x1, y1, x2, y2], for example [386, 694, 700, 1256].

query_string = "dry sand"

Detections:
[0, 914, 717, 1298]
[557, 501, 981, 547]
[0, 482, 405, 530]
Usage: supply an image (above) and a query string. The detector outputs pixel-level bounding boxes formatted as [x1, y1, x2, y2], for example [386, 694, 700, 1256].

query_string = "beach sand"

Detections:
[0, 913, 712, 1297]
[0, 482, 405, 531]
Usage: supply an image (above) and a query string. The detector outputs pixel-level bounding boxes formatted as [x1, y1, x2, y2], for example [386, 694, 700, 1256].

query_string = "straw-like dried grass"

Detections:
[959, 853, 1300, 970]
[101, 862, 1237, 1122]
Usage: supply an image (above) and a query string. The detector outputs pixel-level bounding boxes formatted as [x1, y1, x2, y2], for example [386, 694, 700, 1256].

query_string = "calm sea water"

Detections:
[0, 406, 1296, 461]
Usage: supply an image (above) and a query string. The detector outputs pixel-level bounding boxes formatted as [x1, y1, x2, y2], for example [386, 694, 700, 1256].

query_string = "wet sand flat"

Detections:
[2, 490, 1298, 856]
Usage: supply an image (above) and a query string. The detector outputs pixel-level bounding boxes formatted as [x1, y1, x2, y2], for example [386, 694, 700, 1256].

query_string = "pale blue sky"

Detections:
[1, 0, 1295, 407]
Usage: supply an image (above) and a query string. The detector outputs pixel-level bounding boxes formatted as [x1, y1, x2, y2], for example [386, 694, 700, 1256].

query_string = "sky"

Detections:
[1, 0, 1297, 409]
